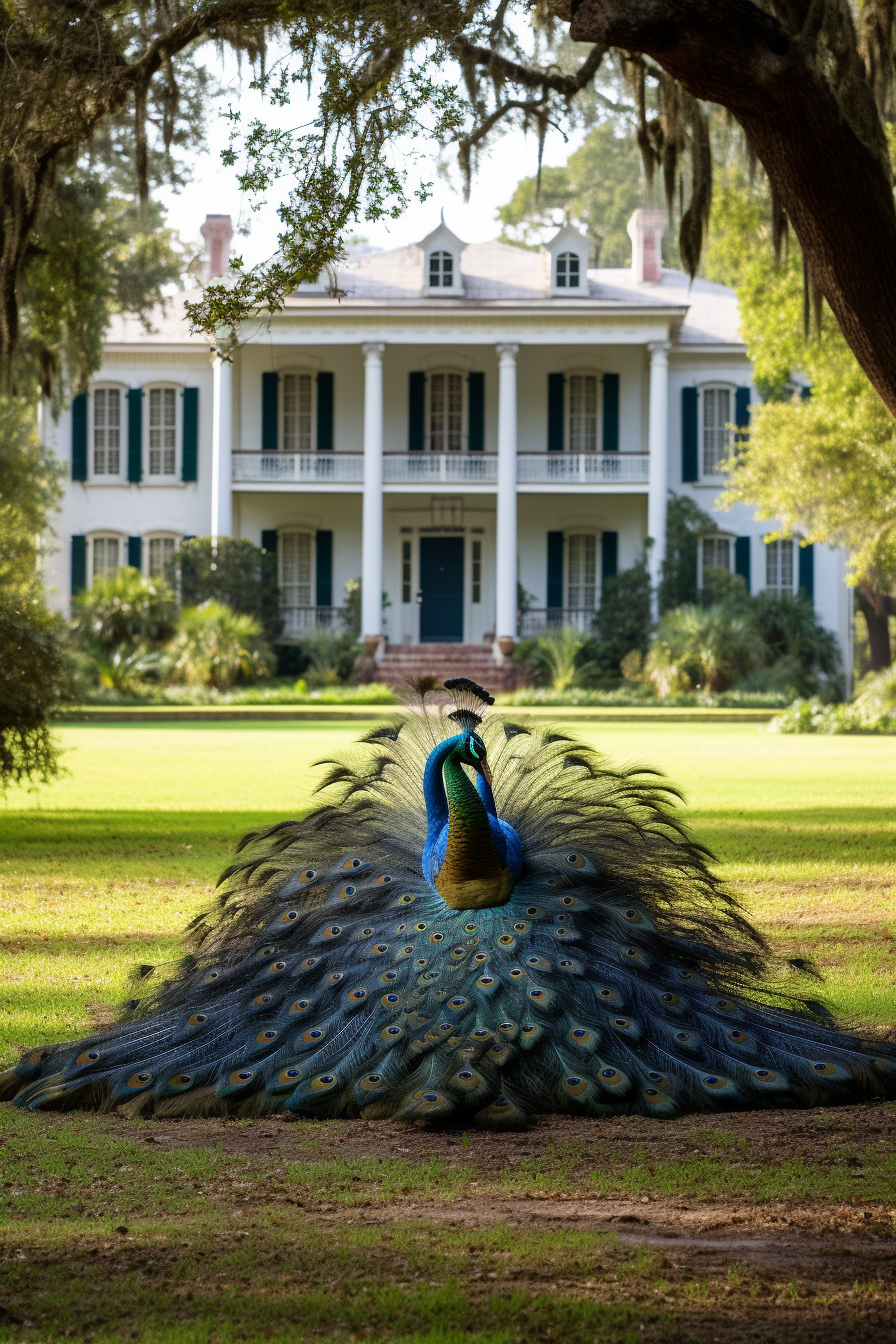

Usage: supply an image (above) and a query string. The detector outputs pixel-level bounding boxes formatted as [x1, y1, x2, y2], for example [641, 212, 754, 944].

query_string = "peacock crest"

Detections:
[2, 678, 894, 1127]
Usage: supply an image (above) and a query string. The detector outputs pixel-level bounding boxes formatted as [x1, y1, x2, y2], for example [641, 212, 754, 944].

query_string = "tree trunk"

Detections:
[569, 0, 896, 419]
[855, 583, 892, 671]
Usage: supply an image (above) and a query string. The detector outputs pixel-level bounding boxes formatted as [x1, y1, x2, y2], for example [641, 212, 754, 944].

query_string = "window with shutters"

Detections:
[147, 386, 178, 478]
[90, 534, 122, 583]
[401, 540, 412, 604]
[428, 251, 454, 288]
[765, 538, 795, 594]
[282, 371, 314, 452]
[280, 532, 313, 609]
[568, 374, 599, 452]
[91, 387, 123, 477]
[146, 535, 178, 577]
[428, 371, 465, 452]
[698, 536, 733, 589]
[567, 534, 597, 610]
[701, 385, 735, 476]
[555, 252, 580, 289]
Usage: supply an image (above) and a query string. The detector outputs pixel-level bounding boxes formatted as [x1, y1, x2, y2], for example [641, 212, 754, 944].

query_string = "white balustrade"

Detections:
[519, 608, 596, 636]
[232, 452, 364, 483]
[516, 453, 650, 484]
[280, 606, 343, 636]
[383, 453, 499, 484]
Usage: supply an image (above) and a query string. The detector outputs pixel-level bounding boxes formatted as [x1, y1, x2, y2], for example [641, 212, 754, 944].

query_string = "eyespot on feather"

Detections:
[187, 1013, 208, 1027]
[289, 999, 311, 1014]
[76, 1050, 101, 1067]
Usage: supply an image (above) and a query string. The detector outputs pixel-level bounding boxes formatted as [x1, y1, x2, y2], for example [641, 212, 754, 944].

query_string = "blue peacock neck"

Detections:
[422, 735, 516, 910]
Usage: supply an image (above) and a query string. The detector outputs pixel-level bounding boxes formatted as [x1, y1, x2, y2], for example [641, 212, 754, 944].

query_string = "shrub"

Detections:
[168, 601, 275, 690]
[659, 494, 715, 613]
[771, 666, 896, 733]
[170, 538, 280, 644]
[645, 603, 766, 695]
[0, 585, 75, 788]
[578, 552, 652, 683]
[514, 627, 592, 691]
[72, 568, 177, 654]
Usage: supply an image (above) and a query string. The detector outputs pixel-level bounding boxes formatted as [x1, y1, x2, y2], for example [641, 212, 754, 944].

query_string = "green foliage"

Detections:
[579, 552, 653, 682]
[513, 627, 592, 691]
[0, 586, 73, 789]
[772, 666, 896, 734]
[171, 538, 281, 645]
[294, 630, 361, 687]
[341, 578, 361, 638]
[0, 397, 64, 591]
[659, 494, 716, 614]
[72, 568, 177, 655]
[645, 604, 767, 695]
[167, 600, 275, 691]
[497, 123, 646, 266]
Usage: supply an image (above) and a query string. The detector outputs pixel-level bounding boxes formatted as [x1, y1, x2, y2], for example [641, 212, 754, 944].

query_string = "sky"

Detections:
[158, 49, 587, 267]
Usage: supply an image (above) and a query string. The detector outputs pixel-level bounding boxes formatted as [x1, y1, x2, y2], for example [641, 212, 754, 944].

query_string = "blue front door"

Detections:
[419, 537, 464, 643]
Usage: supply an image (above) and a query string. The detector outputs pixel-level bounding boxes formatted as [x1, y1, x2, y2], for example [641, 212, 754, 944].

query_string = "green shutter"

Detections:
[735, 386, 751, 430]
[127, 536, 142, 570]
[262, 371, 279, 450]
[182, 387, 198, 481]
[408, 372, 425, 451]
[71, 394, 88, 481]
[261, 530, 278, 555]
[71, 535, 87, 595]
[601, 531, 618, 581]
[317, 372, 334, 451]
[681, 387, 698, 482]
[602, 373, 619, 452]
[547, 373, 564, 452]
[735, 536, 751, 590]
[547, 532, 563, 608]
[316, 530, 333, 606]
[798, 542, 814, 601]
[127, 388, 143, 483]
[468, 372, 484, 451]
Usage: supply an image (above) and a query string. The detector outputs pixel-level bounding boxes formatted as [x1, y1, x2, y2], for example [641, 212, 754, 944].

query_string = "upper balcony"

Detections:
[232, 450, 650, 492]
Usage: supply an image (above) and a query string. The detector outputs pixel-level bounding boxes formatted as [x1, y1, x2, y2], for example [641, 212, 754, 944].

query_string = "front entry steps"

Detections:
[372, 644, 526, 692]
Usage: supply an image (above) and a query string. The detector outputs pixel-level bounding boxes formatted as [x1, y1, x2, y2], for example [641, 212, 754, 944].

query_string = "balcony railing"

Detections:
[519, 608, 596, 637]
[383, 453, 499, 484]
[280, 605, 344, 637]
[233, 452, 364, 483]
[233, 450, 649, 486]
[517, 453, 649, 484]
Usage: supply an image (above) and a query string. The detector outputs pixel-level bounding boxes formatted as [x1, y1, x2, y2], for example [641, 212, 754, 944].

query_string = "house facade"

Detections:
[42, 209, 852, 670]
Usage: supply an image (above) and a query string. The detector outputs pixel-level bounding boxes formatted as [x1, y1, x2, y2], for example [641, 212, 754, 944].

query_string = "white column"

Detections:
[495, 343, 519, 648]
[361, 342, 385, 651]
[646, 340, 671, 613]
[211, 356, 233, 540]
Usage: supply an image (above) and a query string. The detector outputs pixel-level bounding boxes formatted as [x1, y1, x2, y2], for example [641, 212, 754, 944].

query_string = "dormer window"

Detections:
[556, 253, 580, 289]
[429, 251, 454, 288]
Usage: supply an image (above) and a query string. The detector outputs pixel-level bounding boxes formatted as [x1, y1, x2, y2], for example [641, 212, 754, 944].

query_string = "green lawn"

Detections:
[1, 722, 894, 1343]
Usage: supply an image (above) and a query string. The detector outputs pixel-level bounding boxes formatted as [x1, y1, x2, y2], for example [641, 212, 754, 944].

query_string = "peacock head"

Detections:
[456, 730, 492, 787]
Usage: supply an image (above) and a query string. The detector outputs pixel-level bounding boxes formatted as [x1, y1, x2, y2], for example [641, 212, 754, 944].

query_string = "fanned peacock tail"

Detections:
[3, 681, 895, 1126]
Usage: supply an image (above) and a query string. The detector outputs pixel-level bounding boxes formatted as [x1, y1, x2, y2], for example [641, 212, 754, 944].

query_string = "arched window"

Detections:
[567, 534, 597, 610]
[429, 371, 464, 452]
[428, 251, 454, 288]
[556, 252, 580, 289]
[282, 372, 314, 452]
[146, 385, 179, 478]
[91, 386, 123, 478]
[90, 534, 122, 584]
[701, 385, 734, 476]
[568, 374, 598, 452]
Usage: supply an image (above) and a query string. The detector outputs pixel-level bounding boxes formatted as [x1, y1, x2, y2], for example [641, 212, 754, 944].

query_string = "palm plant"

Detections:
[646, 604, 765, 696]
[168, 601, 275, 691]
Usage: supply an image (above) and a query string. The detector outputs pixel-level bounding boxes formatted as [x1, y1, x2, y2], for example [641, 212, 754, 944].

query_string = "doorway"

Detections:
[419, 536, 464, 642]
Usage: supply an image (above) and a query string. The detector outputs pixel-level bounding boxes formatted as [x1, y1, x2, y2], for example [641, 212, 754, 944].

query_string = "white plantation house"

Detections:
[43, 208, 851, 678]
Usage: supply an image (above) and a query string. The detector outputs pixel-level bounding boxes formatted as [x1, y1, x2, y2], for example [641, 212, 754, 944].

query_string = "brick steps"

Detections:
[372, 644, 526, 692]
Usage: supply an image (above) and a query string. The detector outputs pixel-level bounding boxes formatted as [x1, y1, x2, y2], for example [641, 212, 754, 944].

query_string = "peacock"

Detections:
[3, 677, 895, 1128]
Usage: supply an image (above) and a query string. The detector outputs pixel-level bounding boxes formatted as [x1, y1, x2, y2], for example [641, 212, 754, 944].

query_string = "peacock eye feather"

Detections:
[280, 910, 299, 923]
[289, 1000, 311, 1014]
[342, 858, 363, 870]
[336, 886, 357, 900]
[187, 1014, 208, 1027]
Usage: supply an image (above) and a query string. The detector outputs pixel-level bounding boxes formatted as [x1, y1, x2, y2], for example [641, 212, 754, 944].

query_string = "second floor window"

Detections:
[92, 535, 120, 582]
[283, 372, 313, 452]
[568, 374, 598, 452]
[556, 252, 580, 288]
[568, 534, 597, 610]
[281, 532, 312, 608]
[702, 387, 732, 475]
[148, 388, 176, 476]
[93, 388, 121, 476]
[766, 539, 794, 594]
[430, 371, 463, 452]
[429, 251, 453, 288]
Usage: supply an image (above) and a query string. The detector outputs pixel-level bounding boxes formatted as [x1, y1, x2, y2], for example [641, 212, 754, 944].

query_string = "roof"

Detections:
[102, 240, 744, 349]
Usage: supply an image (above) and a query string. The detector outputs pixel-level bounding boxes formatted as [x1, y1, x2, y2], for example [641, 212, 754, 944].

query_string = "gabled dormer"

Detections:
[542, 223, 591, 297]
[421, 220, 465, 297]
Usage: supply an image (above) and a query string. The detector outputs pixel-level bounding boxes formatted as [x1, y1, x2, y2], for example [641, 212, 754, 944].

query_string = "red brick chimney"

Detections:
[627, 208, 668, 283]
[200, 215, 234, 281]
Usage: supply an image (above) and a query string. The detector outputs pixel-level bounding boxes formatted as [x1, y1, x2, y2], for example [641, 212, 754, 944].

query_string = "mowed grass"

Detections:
[1, 721, 893, 1057]
[1, 722, 895, 1344]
